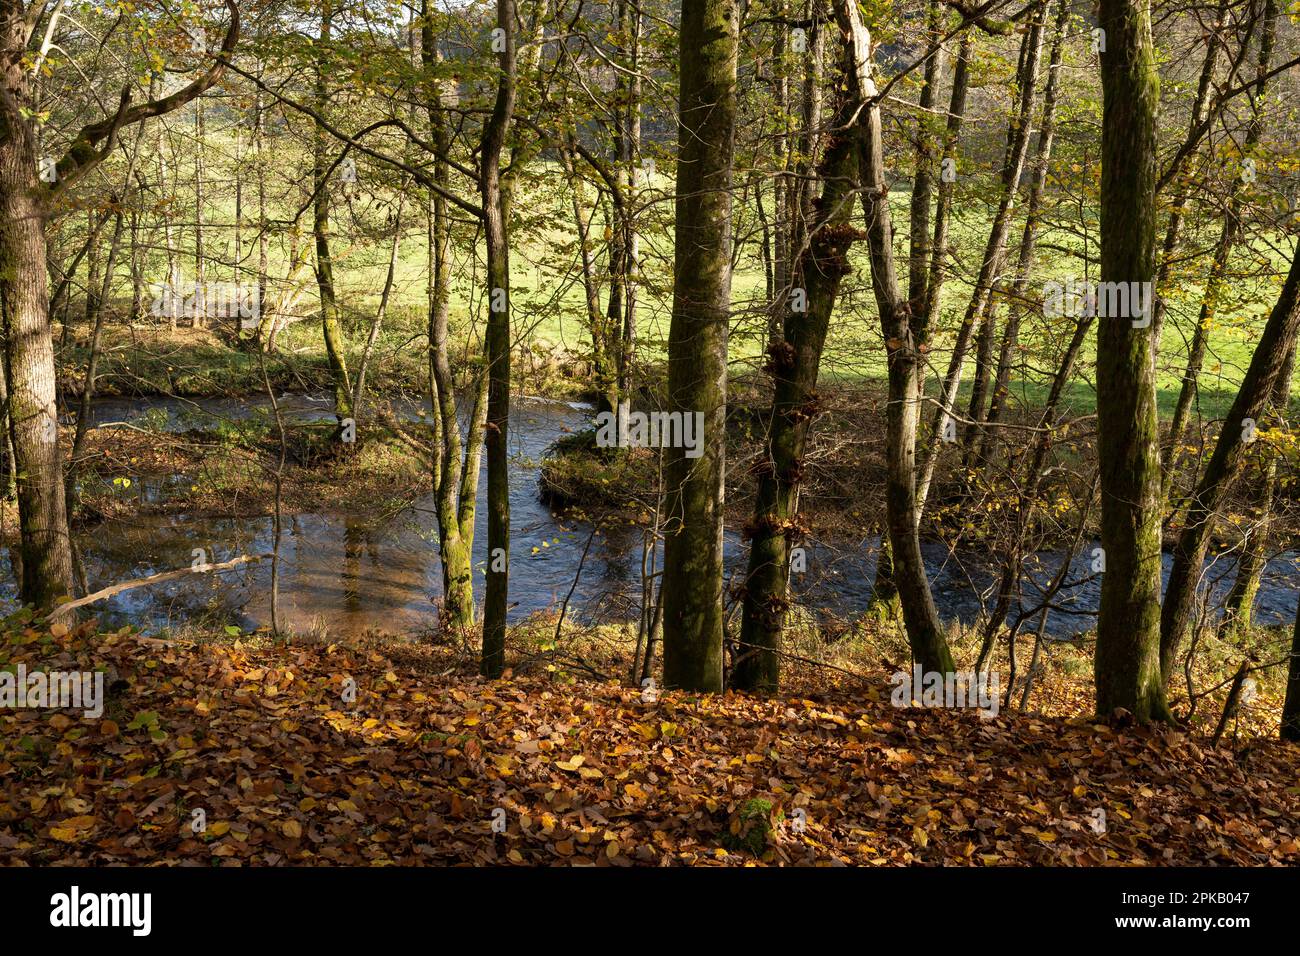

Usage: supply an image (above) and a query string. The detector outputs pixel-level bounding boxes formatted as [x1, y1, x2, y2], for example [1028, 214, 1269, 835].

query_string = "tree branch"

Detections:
[49, 0, 241, 197]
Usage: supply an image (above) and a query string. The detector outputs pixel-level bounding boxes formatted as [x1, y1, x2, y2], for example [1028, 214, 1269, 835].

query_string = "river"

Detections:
[4, 392, 1294, 640]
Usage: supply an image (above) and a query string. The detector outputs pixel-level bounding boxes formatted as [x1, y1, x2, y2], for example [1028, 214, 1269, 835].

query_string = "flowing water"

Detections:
[4, 393, 1296, 639]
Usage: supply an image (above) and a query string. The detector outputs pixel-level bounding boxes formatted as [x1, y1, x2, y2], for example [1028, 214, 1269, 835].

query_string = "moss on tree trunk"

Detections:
[1093, 0, 1170, 722]
[661, 0, 737, 693]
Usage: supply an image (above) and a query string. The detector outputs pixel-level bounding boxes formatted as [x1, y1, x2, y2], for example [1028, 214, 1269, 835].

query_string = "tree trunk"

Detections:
[661, 0, 737, 693]
[907, 0, 945, 313]
[1093, 0, 1170, 722]
[422, 16, 481, 633]
[479, 0, 517, 678]
[735, 25, 862, 693]
[920, 5, 1046, 503]
[159, 139, 179, 330]
[765, 4, 788, 344]
[1163, 0, 1275, 497]
[1162, 232, 1227, 490]
[128, 205, 143, 323]
[979, 0, 1069, 456]
[1149, 0, 1226, 352]
[67, 132, 144, 511]
[616, 0, 641, 414]
[313, 0, 352, 425]
[0, 352, 12, 499]
[921, 31, 971, 333]
[870, 24, 969, 617]
[66, 209, 125, 512]
[1222, 456, 1273, 636]
[784, 0, 826, 284]
[81, 209, 102, 335]
[841, 0, 953, 675]
[561, 143, 619, 413]
[1159, 244, 1300, 680]
[351, 193, 403, 419]
[194, 98, 205, 326]
[255, 72, 269, 348]
[1223, 336, 1295, 633]
[1282, 598, 1300, 741]
[0, 89, 73, 606]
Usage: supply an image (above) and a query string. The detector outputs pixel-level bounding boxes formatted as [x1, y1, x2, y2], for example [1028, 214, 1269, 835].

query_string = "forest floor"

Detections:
[3, 615, 1298, 866]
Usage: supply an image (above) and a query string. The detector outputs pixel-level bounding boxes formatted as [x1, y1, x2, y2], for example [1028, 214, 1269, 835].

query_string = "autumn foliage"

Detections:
[3, 620, 1300, 866]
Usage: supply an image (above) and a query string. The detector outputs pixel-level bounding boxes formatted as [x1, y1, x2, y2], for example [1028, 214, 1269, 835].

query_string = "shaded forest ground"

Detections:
[2, 616, 1298, 866]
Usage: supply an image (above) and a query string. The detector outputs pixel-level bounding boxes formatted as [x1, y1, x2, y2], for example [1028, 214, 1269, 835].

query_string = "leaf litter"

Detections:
[3, 621, 1299, 866]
